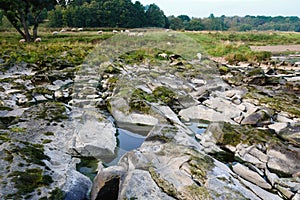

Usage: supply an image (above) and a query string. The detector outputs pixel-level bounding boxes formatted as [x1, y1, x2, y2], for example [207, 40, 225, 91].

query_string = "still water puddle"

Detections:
[185, 121, 208, 135]
[77, 126, 148, 180]
[105, 128, 147, 166]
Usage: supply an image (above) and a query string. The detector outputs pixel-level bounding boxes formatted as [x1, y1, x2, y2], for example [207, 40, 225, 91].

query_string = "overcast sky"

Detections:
[138, 0, 300, 18]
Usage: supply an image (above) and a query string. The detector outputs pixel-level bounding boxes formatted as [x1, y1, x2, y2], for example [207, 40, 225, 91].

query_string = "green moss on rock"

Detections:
[153, 86, 177, 106]
[49, 187, 65, 200]
[8, 168, 53, 196]
[129, 89, 155, 113]
[12, 142, 49, 166]
[186, 184, 212, 200]
[149, 167, 178, 198]
[218, 122, 280, 147]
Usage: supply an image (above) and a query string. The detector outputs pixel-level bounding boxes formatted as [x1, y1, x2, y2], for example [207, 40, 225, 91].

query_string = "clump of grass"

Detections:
[185, 31, 300, 62]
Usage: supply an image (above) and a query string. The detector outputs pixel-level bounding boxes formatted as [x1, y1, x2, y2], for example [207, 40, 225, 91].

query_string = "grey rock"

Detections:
[266, 169, 279, 186]
[268, 123, 288, 133]
[292, 193, 300, 200]
[238, 177, 283, 200]
[64, 170, 92, 200]
[69, 118, 117, 159]
[276, 185, 294, 199]
[232, 163, 272, 189]
[119, 169, 175, 200]
[267, 146, 300, 176]
[277, 113, 294, 123]
[179, 104, 235, 124]
[241, 110, 269, 125]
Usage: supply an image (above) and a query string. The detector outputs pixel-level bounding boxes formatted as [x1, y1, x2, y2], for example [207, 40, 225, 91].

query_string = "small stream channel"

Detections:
[76, 119, 209, 180]
[76, 124, 149, 180]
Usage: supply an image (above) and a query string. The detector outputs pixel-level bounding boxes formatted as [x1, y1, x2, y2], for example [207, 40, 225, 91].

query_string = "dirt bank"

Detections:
[250, 44, 300, 53]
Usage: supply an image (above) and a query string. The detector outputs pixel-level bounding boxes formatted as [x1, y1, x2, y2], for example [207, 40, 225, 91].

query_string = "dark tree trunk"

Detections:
[32, 12, 41, 40]
[18, 7, 31, 42]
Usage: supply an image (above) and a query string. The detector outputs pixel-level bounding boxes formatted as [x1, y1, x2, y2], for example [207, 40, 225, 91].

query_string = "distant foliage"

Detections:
[0, 10, 3, 25]
[48, 0, 166, 28]
[168, 14, 300, 32]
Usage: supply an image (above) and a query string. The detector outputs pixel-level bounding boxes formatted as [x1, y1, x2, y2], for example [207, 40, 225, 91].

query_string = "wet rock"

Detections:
[232, 163, 272, 190]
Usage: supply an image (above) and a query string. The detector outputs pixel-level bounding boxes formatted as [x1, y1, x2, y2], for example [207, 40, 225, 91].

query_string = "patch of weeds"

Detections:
[13, 142, 49, 166]
[10, 127, 26, 133]
[103, 64, 121, 74]
[44, 132, 54, 136]
[245, 87, 300, 117]
[187, 151, 214, 184]
[49, 187, 65, 200]
[8, 168, 53, 197]
[218, 65, 230, 75]
[0, 106, 13, 111]
[0, 134, 10, 144]
[153, 86, 177, 106]
[42, 139, 52, 144]
[219, 123, 242, 146]
[246, 67, 265, 77]
[3, 149, 14, 163]
[106, 76, 119, 91]
[36, 102, 68, 122]
[129, 89, 156, 113]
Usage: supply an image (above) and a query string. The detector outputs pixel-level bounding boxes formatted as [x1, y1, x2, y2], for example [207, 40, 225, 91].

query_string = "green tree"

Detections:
[185, 18, 204, 31]
[169, 17, 184, 30]
[145, 4, 166, 27]
[48, 5, 64, 28]
[0, 0, 64, 41]
[178, 15, 190, 22]
[0, 10, 3, 25]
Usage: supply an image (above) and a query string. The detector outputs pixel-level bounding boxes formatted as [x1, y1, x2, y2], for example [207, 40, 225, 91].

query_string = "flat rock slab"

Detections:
[70, 119, 117, 159]
[232, 163, 272, 190]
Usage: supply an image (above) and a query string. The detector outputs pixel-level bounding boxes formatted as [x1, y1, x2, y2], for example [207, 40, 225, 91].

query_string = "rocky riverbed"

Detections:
[0, 32, 300, 200]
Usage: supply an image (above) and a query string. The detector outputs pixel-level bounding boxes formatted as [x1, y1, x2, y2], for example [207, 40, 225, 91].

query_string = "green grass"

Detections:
[1, 29, 300, 67]
[0, 30, 113, 66]
[186, 31, 300, 62]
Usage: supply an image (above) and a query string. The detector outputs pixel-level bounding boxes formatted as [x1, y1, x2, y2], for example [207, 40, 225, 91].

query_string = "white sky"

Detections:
[137, 0, 300, 18]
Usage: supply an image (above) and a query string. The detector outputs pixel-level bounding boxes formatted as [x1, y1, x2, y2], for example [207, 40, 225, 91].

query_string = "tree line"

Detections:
[169, 14, 300, 32]
[1, 0, 300, 42]
[47, 0, 167, 28]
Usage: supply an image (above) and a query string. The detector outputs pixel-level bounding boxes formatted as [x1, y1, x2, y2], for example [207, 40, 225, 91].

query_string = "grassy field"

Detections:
[1, 29, 300, 66]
